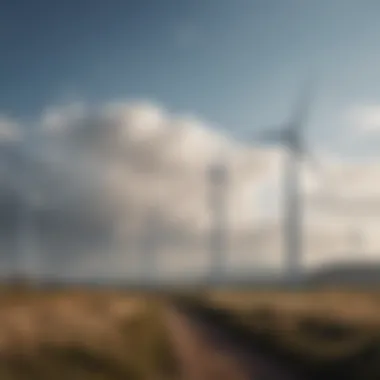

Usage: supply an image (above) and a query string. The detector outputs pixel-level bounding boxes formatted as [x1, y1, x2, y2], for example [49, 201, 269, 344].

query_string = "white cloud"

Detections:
[41, 103, 87, 134]
[0, 117, 21, 141]
[345, 104, 380, 134]
[2, 100, 380, 281]
[0, 101, 278, 279]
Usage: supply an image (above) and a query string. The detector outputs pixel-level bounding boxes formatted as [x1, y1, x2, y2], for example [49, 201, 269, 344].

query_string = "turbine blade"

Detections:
[291, 77, 316, 134]
[241, 126, 288, 145]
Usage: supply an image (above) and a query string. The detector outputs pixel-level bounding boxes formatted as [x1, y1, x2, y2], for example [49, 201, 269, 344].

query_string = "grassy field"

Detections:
[0, 286, 379, 379]
[0, 287, 176, 380]
[203, 288, 380, 379]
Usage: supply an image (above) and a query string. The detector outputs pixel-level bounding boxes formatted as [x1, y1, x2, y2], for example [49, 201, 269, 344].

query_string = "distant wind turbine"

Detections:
[0, 140, 24, 279]
[14, 130, 43, 282]
[207, 146, 229, 284]
[1, 139, 35, 282]
[139, 205, 161, 285]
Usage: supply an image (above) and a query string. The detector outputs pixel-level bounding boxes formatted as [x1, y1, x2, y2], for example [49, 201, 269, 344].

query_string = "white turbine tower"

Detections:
[252, 81, 316, 283]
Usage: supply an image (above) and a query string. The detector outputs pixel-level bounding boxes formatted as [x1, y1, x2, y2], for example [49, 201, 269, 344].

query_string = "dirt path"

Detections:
[163, 299, 306, 380]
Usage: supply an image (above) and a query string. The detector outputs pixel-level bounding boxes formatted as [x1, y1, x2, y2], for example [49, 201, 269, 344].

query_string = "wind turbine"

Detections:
[251, 81, 316, 282]
[0, 141, 35, 283]
[0, 140, 22, 280]
[13, 132, 42, 284]
[207, 146, 229, 284]
[139, 204, 161, 286]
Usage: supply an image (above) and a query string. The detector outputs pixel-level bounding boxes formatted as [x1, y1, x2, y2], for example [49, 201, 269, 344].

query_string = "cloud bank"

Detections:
[1, 100, 380, 281]
[0, 101, 276, 280]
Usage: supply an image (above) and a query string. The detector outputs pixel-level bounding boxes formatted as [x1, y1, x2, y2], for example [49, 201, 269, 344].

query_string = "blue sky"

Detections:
[1, 0, 380, 153]
[2, 0, 380, 276]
